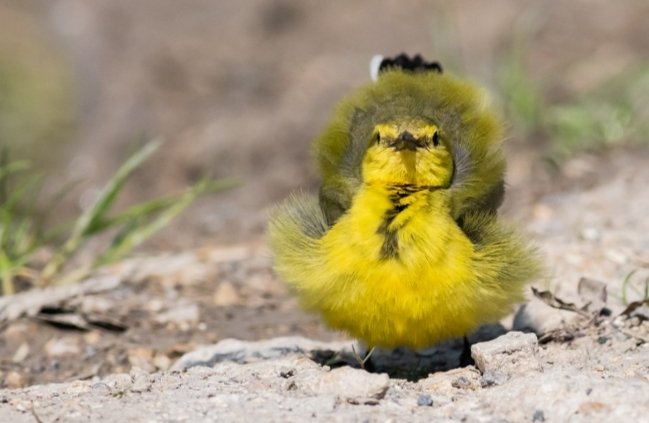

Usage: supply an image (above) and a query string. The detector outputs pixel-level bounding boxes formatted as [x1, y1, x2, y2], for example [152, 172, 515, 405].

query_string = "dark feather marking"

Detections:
[456, 215, 482, 245]
[481, 182, 505, 214]
[288, 200, 328, 239]
[455, 183, 504, 245]
[377, 192, 407, 260]
[377, 185, 427, 260]
[319, 190, 345, 226]
[319, 106, 369, 225]
[377, 184, 449, 260]
[378, 224, 400, 260]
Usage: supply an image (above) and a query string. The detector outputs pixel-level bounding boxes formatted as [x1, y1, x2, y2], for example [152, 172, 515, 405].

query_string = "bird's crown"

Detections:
[370, 53, 443, 81]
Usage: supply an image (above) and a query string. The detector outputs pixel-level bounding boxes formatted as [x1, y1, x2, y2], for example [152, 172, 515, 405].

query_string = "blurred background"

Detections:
[2, 0, 649, 247]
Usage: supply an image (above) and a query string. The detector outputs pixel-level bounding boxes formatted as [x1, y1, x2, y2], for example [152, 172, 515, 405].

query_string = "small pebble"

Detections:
[417, 394, 433, 407]
[532, 409, 545, 422]
[285, 380, 297, 391]
[90, 382, 112, 394]
[451, 376, 471, 389]
[279, 367, 296, 378]
[480, 370, 510, 388]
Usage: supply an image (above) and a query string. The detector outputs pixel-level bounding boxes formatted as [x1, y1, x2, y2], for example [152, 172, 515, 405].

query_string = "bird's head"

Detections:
[361, 118, 453, 188]
[315, 53, 505, 218]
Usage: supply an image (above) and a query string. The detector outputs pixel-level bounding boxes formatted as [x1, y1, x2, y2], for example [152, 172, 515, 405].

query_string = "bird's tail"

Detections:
[267, 193, 328, 290]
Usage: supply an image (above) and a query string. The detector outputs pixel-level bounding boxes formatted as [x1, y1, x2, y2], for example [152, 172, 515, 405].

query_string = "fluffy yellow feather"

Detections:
[268, 54, 541, 350]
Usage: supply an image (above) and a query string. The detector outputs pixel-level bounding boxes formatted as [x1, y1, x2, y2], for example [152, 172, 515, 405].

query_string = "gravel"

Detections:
[1, 333, 647, 422]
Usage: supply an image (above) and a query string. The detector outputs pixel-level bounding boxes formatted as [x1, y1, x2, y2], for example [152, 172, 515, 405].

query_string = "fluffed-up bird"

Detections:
[268, 54, 541, 351]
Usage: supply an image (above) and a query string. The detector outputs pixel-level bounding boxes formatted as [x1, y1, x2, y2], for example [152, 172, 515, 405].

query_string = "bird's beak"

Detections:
[390, 131, 425, 151]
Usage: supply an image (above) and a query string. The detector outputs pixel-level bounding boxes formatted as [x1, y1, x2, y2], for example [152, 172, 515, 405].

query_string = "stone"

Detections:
[480, 370, 510, 387]
[416, 394, 433, 406]
[172, 336, 350, 370]
[512, 298, 577, 335]
[305, 366, 389, 402]
[471, 332, 541, 374]
[532, 409, 546, 422]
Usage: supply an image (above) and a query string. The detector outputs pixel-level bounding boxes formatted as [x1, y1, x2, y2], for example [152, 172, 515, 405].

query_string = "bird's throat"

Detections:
[372, 184, 448, 261]
[399, 150, 417, 183]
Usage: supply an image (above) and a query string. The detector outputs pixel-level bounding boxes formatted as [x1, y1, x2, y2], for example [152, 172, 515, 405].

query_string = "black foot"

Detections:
[459, 336, 475, 367]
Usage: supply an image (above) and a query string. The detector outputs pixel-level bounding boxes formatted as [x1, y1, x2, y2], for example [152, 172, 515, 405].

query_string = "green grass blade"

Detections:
[0, 157, 30, 207]
[92, 196, 178, 233]
[74, 139, 162, 239]
[621, 269, 639, 305]
[91, 178, 237, 233]
[42, 139, 161, 281]
[1, 173, 42, 212]
[93, 179, 216, 267]
[12, 219, 37, 257]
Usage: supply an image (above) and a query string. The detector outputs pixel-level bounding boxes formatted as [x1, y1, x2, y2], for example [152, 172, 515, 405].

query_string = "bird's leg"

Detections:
[459, 336, 474, 367]
[322, 351, 343, 367]
[351, 344, 376, 370]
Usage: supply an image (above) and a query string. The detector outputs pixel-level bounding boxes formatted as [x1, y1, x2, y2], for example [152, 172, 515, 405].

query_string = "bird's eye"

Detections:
[432, 131, 439, 147]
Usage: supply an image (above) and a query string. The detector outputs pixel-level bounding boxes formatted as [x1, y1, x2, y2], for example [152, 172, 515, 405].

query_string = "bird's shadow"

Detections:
[309, 324, 506, 381]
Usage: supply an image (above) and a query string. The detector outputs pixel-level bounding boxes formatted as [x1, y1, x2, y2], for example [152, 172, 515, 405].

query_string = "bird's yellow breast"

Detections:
[311, 184, 485, 349]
